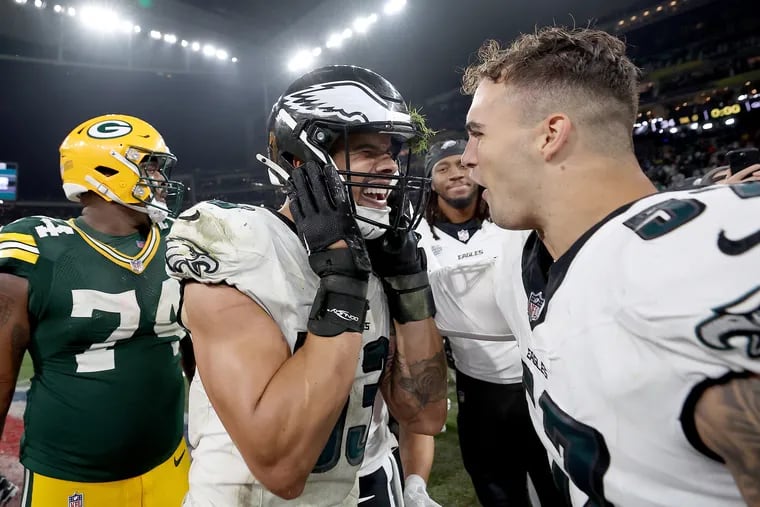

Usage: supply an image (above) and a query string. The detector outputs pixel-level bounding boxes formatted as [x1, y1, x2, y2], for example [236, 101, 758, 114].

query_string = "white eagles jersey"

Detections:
[435, 184, 760, 507]
[359, 393, 396, 478]
[417, 220, 523, 383]
[166, 200, 392, 507]
[510, 185, 760, 507]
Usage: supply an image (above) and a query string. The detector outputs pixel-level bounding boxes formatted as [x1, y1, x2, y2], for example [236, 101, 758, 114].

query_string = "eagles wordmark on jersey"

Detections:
[0, 215, 186, 482]
[167, 201, 396, 506]
[417, 219, 523, 384]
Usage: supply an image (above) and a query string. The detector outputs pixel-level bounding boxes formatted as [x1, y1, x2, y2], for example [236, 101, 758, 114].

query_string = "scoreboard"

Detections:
[0, 162, 18, 201]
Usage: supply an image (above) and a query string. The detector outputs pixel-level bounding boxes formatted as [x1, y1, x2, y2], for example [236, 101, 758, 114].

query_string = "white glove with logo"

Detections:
[404, 474, 442, 507]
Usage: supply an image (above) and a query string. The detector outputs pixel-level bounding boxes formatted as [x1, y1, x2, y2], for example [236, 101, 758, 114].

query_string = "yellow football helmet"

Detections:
[60, 114, 185, 222]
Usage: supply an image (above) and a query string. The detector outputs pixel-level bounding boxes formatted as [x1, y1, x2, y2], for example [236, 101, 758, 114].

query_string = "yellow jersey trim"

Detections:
[67, 220, 160, 274]
[0, 248, 39, 265]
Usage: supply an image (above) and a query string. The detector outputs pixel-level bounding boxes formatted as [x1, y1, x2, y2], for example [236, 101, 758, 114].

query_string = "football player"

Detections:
[0, 114, 190, 506]
[437, 26, 760, 506]
[167, 65, 447, 506]
[408, 138, 561, 507]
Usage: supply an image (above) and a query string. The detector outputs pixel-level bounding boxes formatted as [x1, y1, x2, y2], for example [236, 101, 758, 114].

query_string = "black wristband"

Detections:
[382, 272, 437, 324]
[308, 283, 369, 337]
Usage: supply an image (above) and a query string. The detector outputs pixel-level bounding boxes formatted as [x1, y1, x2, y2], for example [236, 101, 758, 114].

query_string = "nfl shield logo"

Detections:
[68, 492, 83, 507]
[528, 291, 545, 321]
[457, 229, 470, 242]
[130, 259, 144, 274]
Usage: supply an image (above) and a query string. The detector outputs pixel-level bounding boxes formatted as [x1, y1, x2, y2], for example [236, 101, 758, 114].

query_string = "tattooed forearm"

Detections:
[385, 349, 447, 409]
[695, 376, 760, 506]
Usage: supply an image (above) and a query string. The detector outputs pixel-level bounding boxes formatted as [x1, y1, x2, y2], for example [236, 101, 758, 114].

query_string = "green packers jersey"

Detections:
[0, 215, 185, 482]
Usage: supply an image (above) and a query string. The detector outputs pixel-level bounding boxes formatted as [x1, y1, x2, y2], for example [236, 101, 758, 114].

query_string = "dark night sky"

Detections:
[0, 0, 648, 200]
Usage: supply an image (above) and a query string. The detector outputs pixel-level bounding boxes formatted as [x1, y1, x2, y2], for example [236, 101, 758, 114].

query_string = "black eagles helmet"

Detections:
[261, 65, 431, 236]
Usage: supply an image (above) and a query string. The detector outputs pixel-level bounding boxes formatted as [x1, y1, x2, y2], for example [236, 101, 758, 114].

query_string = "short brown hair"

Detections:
[463, 27, 641, 153]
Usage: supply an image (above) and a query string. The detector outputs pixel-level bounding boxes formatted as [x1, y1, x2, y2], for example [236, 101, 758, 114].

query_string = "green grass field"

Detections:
[428, 388, 480, 506]
[18, 353, 33, 383]
[17, 355, 479, 505]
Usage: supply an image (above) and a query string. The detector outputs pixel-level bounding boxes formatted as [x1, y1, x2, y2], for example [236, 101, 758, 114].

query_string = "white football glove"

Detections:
[404, 474, 442, 507]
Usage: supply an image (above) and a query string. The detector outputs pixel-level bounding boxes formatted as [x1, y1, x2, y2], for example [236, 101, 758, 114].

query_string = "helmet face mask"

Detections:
[60, 114, 186, 223]
[265, 66, 431, 238]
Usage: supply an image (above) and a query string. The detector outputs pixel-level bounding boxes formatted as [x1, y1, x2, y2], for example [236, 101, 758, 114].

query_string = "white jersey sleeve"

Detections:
[613, 185, 760, 374]
[167, 201, 312, 348]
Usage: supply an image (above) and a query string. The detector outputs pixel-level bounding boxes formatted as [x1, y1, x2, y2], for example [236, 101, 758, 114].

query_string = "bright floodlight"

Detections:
[311, 47, 322, 57]
[180, 39, 188, 47]
[14, 0, 27, 5]
[326, 33, 342, 49]
[120, 21, 134, 33]
[53, 4, 62, 12]
[383, 0, 406, 15]
[353, 14, 378, 33]
[231, 57, 238, 63]
[725, 118, 736, 126]
[342, 28, 353, 39]
[703, 122, 713, 130]
[80, 6, 120, 31]
[34, 0, 43, 8]
[150, 30, 162, 40]
[216, 49, 228, 60]
[133, 25, 141, 33]
[163, 33, 177, 44]
[202, 44, 216, 57]
[191, 41, 200, 51]
[288, 50, 314, 72]
[67, 6, 75, 16]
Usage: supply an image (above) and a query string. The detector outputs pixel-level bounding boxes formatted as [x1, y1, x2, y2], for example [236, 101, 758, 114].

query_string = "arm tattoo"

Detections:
[384, 349, 447, 409]
[696, 376, 760, 505]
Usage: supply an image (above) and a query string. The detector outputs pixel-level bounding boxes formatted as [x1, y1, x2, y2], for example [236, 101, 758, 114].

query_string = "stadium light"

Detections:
[342, 28, 353, 39]
[191, 41, 200, 51]
[150, 30, 162, 40]
[163, 33, 177, 44]
[202, 44, 216, 57]
[231, 57, 238, 63]
[215, 49, 228, 60]
[668, 127, 678, 134]
[79, 6, 121, 32]
[34, 0, 43, 8]
[383, 0, 406, 15]
[725, 118, 736, 126]
[180, 39, 188, 47]
[326, 32, 343, 49]
[689, 123, 699, 130]
[288, 49, 315, 72]
[67, 6, 75, 16]
[133, 25, 141, 33]
[53, 4, 62, 12]
[14, 0, 27, 5]
[703, 122, 713, 130]
[311, 47, 322, 57]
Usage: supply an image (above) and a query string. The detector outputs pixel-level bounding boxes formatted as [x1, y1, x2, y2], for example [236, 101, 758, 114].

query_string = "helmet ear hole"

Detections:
[94, 166, 119, 177]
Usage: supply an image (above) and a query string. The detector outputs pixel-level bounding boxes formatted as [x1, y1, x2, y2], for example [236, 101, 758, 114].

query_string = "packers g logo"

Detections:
[87, 120, 133, 139]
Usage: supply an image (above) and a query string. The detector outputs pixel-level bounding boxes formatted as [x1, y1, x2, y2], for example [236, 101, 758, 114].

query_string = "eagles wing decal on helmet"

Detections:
[282, 81, 410, 124]
[166, 237, 220, 279]
[696, 287, 760, 358]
